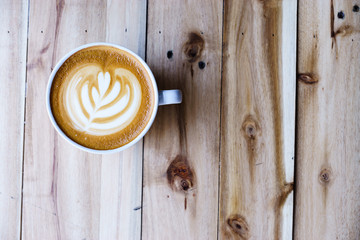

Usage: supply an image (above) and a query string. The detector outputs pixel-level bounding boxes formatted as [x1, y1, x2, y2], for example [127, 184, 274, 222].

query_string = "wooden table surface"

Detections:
[1, 0, 359, 239]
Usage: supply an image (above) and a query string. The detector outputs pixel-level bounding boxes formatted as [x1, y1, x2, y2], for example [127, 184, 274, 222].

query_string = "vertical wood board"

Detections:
[219, 0, 296, 239]
[143, 0, 223, 239]
[0, 0, 28, 239]
[99, 1, 147, 239]
[23, 0, 146, 239]
[295, 0, 360, 239]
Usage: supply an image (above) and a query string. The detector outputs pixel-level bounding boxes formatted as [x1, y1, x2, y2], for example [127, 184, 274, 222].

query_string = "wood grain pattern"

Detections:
[22, 0, 146, 239]
[0, 0, 28, 239]
[295, 0, 360, 239]
[142, 0, 223, 239]
[219, 0, 296, 239]
[99, 1, 146, 239]
[3, 0, 360, 239]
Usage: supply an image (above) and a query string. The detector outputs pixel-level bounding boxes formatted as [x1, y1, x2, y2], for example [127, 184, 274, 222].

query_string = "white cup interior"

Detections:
[46, 42, 159, 154]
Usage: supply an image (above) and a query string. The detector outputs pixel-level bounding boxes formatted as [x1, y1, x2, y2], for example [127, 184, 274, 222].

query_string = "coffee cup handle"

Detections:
[158, 90, 182, 106]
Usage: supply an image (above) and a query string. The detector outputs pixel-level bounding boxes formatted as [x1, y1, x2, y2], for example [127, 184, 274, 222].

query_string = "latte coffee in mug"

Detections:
[50, 45, 155, 150]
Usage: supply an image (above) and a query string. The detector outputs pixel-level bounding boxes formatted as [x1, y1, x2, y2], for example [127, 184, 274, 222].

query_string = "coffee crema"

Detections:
[50, 46, 155, 150]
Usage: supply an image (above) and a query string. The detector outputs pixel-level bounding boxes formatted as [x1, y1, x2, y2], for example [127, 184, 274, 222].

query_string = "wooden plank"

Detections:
[22, 0, 146, 239]
[219, 0, 296, 239]
[99, 1, 146, 239]
[295, 0, 360, 239]
[0, 0, 28, 239]
[142, 0, 223, 239]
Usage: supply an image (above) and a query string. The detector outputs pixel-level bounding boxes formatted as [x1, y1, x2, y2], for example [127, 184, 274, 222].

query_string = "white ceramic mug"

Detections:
[46, 42, 182, 154]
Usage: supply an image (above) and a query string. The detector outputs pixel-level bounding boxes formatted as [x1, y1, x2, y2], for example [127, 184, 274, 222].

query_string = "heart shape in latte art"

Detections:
[64, 64, 142, 135]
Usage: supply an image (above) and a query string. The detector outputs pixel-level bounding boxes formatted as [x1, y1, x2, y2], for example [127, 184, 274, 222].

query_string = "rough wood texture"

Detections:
[22, 0, 146, 239]
[4, 0, 360, 239]
[99, 1, 146, 239]
[0, 0, 28, 239]
[142, 0, 223, 239]
[295, 0, 360, 239]
[219, 1, 296, 239]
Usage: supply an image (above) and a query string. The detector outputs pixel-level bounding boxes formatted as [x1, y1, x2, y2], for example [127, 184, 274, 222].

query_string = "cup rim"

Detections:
[46, 42, 159, 154]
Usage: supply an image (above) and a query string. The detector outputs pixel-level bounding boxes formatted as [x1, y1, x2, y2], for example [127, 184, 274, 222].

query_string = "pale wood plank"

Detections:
[295, 0, 360, 239]
[280, 1, 297, 239]
[219, 0, 296, 239]
[23, 1, 105, 238]
[0, 0, 28, 239]
[23, 0, 146, 239]
[142, 0, 223, 239]
[98, 1, 146, 239]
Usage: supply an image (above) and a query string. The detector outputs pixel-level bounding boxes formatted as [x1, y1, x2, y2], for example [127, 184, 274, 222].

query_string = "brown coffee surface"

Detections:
[50, 45, 155, 150]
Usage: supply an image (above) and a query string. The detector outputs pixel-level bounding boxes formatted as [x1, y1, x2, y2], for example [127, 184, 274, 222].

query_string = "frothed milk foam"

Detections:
[65, 67, 141, 134]
[50, 46, 155, 150]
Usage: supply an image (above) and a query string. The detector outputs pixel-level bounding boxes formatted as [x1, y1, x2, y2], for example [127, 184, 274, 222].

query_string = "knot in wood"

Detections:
[167, 155, 194, 192]
[319, 168, 332, 185]
[242, 115, 260, 140]
[245, 123, 256, 139]
[180, 179, 190, 191]
[276, 182, 294, 208]
[297, 73, 318, 84]
[334, 25, 356, 37]
[183, 32, 205, 63]
[227, 215, 250, 239]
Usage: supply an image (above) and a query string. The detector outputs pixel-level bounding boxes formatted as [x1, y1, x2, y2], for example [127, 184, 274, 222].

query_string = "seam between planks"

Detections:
[217, 1, 226, 240]
[140, 0, 150, 239]
[19, 0, 31, 239]
[292, 0, 300, 239]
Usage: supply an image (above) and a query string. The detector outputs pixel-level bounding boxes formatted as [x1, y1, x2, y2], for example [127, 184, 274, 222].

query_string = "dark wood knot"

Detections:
[276, 182, 294, 208]
[319, 168, 332, 185]
[167, 155, 195, 192]
[334, 25, 356, 37]
[297, 73, 319, 84]
[180, 179, 190, 191]
[227, 215, 250, 239]
[242, 115, 260, 140]
[183, 32, 205, 63]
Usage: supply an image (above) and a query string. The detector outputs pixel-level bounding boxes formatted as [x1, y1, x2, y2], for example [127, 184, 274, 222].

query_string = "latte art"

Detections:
[50, 45, 155, 150]
[65, 65, 142, 135]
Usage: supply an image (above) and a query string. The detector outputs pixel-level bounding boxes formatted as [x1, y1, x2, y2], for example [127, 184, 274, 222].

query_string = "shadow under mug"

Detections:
[46, 42, 182, 154]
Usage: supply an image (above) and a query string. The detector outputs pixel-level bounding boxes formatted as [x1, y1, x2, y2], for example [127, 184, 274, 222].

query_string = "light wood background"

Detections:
[295, 0, 360, 239]
[0, 0, 359, 239]
[0, 0, 28, 239]
[219, 0, 296, 239]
